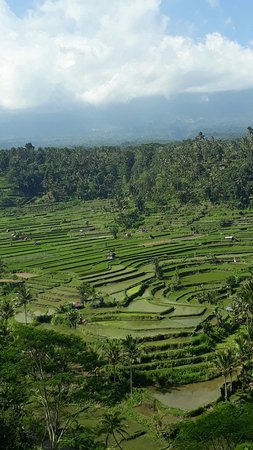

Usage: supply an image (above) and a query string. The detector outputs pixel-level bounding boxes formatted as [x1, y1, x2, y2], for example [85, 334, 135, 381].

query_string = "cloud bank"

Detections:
[0, 0, 253, 110]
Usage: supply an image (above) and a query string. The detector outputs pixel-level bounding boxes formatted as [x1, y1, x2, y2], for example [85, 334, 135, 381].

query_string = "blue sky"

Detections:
[160, 0, 253, 45]
[6, 0, 253, 45]
[6, 0, 36, 16]
[1, 0, 253, 117]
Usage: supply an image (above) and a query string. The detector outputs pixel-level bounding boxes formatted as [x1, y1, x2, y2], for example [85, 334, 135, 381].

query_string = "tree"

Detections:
[78, 282, 96, 306]
[0, 298, 15, 335]
[152, 258, 163, 280]
[195, 131, 205, 140]
[174, 402, 253, 450]
[0, 328, 38, 450]
[170, 269, 182, 291]
[215, 348, 235, 400]
[214, 306, 224, 328]
[226, 275, 238, 294]
[25, 142, 35, 150]
[108, 224, 119, 239]
[16, 326, 100, 450]
[202, 318, 213, 336]
[236, 320, 253, 389]
[122, 335, 140, 397]
[17, 283, 34, 325]
[99, 409, 128, 450]
[236, 278, 253, 320]
[60, 424, 102, 450]
[102, 339, 122, 382]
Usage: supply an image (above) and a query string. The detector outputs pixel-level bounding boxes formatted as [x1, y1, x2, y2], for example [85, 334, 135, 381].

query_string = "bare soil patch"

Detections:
[16, 272, 37, 279]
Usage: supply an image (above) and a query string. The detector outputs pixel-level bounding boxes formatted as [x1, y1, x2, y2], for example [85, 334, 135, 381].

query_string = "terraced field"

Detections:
[1, 200, 253, 385]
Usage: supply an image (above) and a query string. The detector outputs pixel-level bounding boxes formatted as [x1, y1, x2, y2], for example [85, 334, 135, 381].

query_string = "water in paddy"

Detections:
[15, 309, 55, 324]
[153, 376, 225, 411]
[15, 312, 34, 323]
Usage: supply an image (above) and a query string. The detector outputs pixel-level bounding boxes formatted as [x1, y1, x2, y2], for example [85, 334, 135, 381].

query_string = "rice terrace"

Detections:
[0, 202, 251, 400]
[2, 139, 253, 449]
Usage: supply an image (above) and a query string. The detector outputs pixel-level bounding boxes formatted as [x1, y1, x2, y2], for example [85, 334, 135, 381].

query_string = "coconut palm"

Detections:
[0, 298, 15, 335]
[99, 409, 128, 450]
[215, 348, 236, 400]
[236, 319, 253, 386]
[237, 278, 253, 320]
[17, 283, 34, 325]
[102, 339, 122, 382]
[122, 335, 140, 397]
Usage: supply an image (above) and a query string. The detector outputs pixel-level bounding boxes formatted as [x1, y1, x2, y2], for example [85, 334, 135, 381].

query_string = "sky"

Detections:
[1, 0, 253, 143]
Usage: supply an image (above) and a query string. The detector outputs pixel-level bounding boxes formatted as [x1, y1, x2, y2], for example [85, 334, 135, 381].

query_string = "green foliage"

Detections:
[101, 339, 123, 382]
[152, 258, 163, 280]
[78, 281, 96, 305]
[0, 298, 15, 335]
[174, 403, 253, 450]
[0, 258, 6, 274]
[17, 283, 34, 325]
[60, 425, 103, 450]
[122, 335, 141, 397]
[99, 409, 129, 450]
[108, 224, 119, 239]
[235, 444, 253, 450]
[2, 136, 253, 207]
[237, 278, 253, 318]
[115, 208, 144, 230]
[0, 325, 102, 450]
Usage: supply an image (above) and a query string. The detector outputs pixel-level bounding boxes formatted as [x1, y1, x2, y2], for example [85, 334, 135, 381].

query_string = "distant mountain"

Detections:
[0, 89, 252, 147]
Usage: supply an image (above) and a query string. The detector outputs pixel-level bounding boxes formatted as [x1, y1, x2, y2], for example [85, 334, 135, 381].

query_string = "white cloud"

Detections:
[0, 0, 253, 109]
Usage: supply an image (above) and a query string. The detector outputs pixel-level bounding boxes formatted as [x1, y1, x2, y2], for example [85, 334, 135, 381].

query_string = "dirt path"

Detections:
[142, 234, 204, 247]
[0, 278, 22, 283]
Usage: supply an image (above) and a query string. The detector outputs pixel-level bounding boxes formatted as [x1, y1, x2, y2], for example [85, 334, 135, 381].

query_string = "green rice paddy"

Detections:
[1, 200, 253, 387]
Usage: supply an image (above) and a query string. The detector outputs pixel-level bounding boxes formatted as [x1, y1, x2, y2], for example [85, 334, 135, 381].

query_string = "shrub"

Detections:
[35, 313, 52, 324]
[235, 444, 253, 450]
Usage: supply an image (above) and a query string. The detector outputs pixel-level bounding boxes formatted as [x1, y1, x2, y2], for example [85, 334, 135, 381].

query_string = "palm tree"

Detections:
[102, 339, 122, 382]
[236, 319, 253, 386]
[122, 335, 140, 397]
[215, 348, 235, 400]
[0, 298, 15, 335]
[99, 409, 128, 450]
[17, 283, 34, 325]
[237, 278, 253, 320]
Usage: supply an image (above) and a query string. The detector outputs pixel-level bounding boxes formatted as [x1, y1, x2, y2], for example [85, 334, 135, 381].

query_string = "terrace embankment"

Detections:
[1, 201, 251, 386]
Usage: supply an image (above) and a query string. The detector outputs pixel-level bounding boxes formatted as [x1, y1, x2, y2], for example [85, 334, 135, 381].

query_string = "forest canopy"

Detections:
[1, 134, 253, 208]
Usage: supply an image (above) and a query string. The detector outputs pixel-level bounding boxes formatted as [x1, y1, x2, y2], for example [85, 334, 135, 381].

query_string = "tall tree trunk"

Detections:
[105, 433, 109, 449]
[224, 374, 228, 400]
[130, 361, 133, 397]
[229, 369, 233, 393]
[24, 302, 27, 325]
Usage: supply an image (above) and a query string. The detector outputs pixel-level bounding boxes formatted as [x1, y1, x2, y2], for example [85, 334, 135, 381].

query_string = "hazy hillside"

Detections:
[0, 89, 252, 148]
